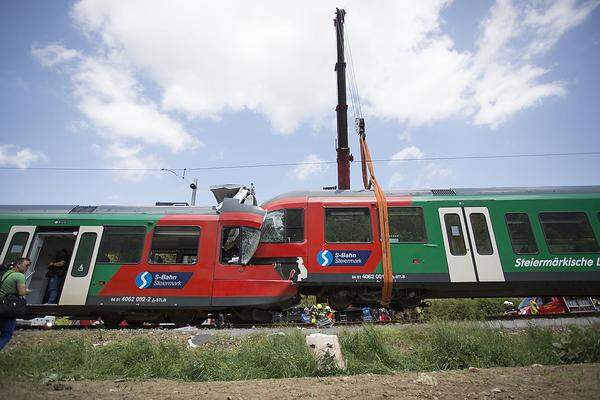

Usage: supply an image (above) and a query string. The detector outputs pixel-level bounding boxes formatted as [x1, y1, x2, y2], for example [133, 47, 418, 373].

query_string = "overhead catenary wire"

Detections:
[0, 151, 599, 173]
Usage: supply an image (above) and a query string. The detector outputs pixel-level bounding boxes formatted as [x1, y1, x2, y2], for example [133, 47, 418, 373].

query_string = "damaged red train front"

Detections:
[210, 185, 299, 321]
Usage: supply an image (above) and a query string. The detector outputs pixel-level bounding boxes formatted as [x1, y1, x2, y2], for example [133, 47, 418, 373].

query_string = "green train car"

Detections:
[256, 186, 600, 309]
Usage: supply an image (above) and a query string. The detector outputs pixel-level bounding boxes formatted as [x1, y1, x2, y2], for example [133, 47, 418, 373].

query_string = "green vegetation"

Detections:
[420, 298, 520, 321]
[1, 323, 599, 382]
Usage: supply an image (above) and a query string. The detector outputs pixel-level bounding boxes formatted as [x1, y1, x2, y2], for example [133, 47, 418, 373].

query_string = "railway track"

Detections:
[485, 311, 600, 320]
[18, 312, 600, 330]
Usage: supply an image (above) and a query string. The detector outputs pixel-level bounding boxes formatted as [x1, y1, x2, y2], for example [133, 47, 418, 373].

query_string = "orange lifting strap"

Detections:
[359, 134, 393, 307]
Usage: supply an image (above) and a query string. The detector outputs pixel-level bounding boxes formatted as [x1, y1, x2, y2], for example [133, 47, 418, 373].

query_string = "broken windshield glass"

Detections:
[261, 210, 285, 243]
[241, 227, 261, 264]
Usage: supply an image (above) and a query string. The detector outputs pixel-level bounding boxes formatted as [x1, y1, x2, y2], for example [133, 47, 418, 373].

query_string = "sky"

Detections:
[0, 0, 599, 207]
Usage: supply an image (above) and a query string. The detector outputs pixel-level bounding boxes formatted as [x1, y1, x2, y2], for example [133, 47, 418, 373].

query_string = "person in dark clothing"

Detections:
[45, 249, 70, 304]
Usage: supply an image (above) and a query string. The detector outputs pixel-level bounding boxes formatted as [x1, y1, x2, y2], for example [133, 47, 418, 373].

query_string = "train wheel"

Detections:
[170, 311, 197, 327]
[231, 309, 272, 323]
[101, 315, 123, 329]
[124, 321, 145, 329]
[251, 309, 273, 323]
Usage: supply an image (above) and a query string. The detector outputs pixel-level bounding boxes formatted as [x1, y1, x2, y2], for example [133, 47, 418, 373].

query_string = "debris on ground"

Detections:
[187, 333, 215, 348]
[414, 373, 438, 386]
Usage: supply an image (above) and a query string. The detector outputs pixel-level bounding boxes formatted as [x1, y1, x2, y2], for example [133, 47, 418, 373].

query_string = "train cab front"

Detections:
[253, 192, 309, 287]
[211, 198, 299, 314]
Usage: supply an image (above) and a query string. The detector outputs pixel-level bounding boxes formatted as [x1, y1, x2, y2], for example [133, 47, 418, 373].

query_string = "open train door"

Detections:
[0, 225, 36, 265]
[59, 226, 103, 305]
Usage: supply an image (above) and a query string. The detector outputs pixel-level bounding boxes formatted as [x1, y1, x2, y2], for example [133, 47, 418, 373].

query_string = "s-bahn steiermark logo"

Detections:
[136, 271, 153, 289]
[317, 250, 371, 267]
[317, 250, 334, 266]
[135, 271, 193, 289]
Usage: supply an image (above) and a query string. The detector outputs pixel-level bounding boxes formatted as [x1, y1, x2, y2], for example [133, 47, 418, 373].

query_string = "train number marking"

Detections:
[109, 296, 167, 304]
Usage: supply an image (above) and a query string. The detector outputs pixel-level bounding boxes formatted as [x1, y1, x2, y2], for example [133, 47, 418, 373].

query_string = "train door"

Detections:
[0, 226, 36, 265]
[59, 227, 103, 305]
[439, 207, 505, 283]
[439, 208, 476, 282]
[463, 207, 504, 282]
[26, 229, 78, 304]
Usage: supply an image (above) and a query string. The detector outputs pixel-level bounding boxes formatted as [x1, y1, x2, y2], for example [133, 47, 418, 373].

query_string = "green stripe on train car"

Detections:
[87, 264, 121, 297]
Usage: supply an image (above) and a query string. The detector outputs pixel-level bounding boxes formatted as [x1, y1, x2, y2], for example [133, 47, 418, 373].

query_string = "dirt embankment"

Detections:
[3, 364, 599, 400]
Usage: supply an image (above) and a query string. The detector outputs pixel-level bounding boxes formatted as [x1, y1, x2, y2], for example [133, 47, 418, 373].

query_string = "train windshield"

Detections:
[222, 226, 261, 265]
[241, 227, 261, 264]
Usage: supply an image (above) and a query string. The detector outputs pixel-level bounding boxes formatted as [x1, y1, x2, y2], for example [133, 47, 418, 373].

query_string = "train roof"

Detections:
[0, 204, 217, 215]
[263, 185, 600, 205]
[0, 197, 265, 218]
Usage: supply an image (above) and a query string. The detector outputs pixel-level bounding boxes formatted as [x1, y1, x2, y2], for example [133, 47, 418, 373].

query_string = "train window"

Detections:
[149, 226, 200, 264]
[286, 209, 304, 242]
[443, 214, 466, 256]
[3, 232, 30, 265]
[221, 226, 261, 265]
[261, 209, 304, 243]
[539, 212, 599, 254]
[97, 226, 146, 264]
[70, 232, 98, 277]
[0, 233, 7, 254]
[388, 207, 427, 242]
[505, 213, 538, 254]
[325, 208, 372, 243]
[469, 213, 493, 255]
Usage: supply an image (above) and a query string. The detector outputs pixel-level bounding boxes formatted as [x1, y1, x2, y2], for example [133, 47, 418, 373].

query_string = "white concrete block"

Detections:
[306, 333, 346, 370]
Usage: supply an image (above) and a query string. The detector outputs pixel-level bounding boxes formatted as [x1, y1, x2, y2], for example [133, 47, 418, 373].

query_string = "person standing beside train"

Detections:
[0, 258, 31, 350]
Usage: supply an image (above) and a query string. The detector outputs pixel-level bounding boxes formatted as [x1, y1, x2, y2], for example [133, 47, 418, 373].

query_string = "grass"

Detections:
[420, 298, 521, 321]
[1, 323, 599, 382]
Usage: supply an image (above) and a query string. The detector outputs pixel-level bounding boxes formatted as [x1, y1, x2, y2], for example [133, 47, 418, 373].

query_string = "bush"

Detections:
[552, 325, 600, 364]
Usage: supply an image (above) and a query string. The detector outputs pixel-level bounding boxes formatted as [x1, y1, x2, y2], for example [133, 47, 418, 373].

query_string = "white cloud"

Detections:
[68, 120, 91, 134]
[471, 64, 565, 127]
[388, 145, 451, 189]
[0, 144, 46, 168]
[523, 0, 599, 57]
[72, 57, 201, 152]
[62, 0, 596, 133]
[466, 0, 597, 128]
[92, 142, 161, 182]
[292, 154, 329, 181]
[391, 146, 424, 161]
[397, 131, 412, 142]
[32, 42, 202, 178]
[31, 43, 81, 68]
[389, 172, 405, 189]
[30, 0, 598, 180]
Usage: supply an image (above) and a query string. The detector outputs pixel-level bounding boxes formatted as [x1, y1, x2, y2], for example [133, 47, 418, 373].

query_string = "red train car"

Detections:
[1, 194, 297, 325]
